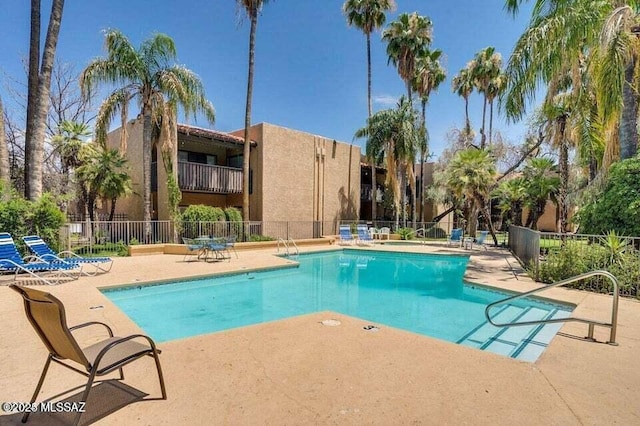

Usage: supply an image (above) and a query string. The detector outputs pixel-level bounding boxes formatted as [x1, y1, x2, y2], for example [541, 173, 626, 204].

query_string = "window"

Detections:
[227, 154, 243, 169]
[178, 150, 217, 165]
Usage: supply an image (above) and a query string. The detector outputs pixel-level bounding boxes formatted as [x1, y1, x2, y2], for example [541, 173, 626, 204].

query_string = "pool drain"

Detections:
[320, 319, 341, 326]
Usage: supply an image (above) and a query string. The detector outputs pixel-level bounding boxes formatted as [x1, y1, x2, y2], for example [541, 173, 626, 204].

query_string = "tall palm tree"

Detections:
[412, 48, 446, 221]
[382, 12, 433, 102]
[470, 47, 502, 148]
[445, 147, 499, 244]
[24, 0, 65, 200]
[486, 70, 507, 146]
[237, 0, 271, 224]
[542, 91, 573, 234]
[452, 67, 475, 137]
[343, 0, 396, 221]
[503, 0, 639, 161]
[0, 96, 9, 186]
[81, 30, 215, 239]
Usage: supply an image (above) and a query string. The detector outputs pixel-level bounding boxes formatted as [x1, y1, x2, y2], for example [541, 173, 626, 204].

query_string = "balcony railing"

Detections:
[178, 161, 243, 193]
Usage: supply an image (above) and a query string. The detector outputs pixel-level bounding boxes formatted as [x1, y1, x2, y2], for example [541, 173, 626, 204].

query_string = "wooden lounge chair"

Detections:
[10, 284, 166, 426]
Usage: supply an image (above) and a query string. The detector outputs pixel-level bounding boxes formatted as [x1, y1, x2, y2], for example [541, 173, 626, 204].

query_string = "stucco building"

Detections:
[106, 120, 360, 230]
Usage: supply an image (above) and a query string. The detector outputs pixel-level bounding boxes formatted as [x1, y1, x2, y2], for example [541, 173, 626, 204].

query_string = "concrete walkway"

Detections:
[0, 242, 638, 425]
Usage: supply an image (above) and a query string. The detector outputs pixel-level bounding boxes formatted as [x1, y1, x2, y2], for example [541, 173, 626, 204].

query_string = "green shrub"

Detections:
[181, 205, 220, 223]
[224, 207, 243, 237]
[577, 158, 640, 235]
[538, 241, 639, 297]
[224, 207, 242, 222]
[249, 234, 275, 242]
[0, 192, 65, 255]
[398, 227, 414, 240]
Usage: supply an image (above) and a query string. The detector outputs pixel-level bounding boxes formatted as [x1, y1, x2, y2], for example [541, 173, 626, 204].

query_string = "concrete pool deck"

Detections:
[0, 242, 639, 425]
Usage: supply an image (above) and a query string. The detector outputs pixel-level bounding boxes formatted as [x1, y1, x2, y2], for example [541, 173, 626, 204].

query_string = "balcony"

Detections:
[178, 161, 243, 194]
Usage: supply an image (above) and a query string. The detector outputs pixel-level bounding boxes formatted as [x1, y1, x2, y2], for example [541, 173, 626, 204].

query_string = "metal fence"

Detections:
[508, 226, 640, 297]
[509, 226, 541, 274]
[338, 220, 456, 238]
[59, 220, 340, 253]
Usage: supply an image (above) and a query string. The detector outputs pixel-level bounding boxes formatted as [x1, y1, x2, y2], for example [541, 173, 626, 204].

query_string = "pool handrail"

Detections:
[277, 238, 299, 256]
[484, 270, 619, 345]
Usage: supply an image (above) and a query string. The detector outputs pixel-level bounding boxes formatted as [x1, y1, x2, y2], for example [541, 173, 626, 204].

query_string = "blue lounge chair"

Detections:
[448, 228, 464, 247]
[356, 224, 374, 245]
[0, 233, 80, 285]
[338, 225, 355, 245]
[23, 235, 113, 275]
[474, 230, 489, 250]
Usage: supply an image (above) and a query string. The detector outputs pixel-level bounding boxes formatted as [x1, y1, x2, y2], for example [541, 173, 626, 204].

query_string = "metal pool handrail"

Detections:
[484, 270, 620, 345]
[276, 238, 299, 256]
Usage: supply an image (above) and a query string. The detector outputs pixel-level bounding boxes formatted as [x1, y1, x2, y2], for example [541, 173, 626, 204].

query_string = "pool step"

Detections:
[460, 304, 570, 361]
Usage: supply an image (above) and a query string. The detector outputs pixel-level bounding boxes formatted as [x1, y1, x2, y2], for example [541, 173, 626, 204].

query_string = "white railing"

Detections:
[178, 161, 242, 193]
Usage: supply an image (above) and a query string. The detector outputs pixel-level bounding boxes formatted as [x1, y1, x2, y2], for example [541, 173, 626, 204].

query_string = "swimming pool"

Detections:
[103, 250, 573, 361]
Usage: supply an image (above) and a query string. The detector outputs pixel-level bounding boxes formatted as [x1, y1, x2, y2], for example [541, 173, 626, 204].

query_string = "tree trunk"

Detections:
[142, 106, 152, 241]
[480, 94, 488, 148]
[242, 12, 258, 226]
[620, 58, 638, 159]
[109, 197, 117, 222]
[488, 99, 494, 146]
[24, 0, 41, 198]
[26, 0, 65, 200]
[410, 169, 417, 228]
[420, 100, 427, 222]
[0, 97, 10, 186]
[558, 116, 569, 235]
[479, 204, 499, 246]
[464, 97, 471, 136]
[367, 33, 376, 222]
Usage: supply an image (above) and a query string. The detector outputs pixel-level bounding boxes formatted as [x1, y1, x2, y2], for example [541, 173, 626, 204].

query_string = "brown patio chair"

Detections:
[10, 284, 166, 426]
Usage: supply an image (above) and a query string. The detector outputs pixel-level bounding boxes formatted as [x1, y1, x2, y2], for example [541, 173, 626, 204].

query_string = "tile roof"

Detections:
[177, 124, 256, 146]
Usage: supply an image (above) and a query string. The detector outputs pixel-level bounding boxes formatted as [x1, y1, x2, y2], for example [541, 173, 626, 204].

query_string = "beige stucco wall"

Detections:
[105, 119, 145, 220]
[233, 123, 360, 223]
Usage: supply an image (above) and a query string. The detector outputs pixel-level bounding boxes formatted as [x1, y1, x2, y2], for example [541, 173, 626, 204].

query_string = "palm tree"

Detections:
[445, 148, 499, 244]
[0, 96, 9, 186]
[493, 177, 526, 227]
[76, 144, 131, 223]
[470, 47, 502, 148]
[542, 92, 572, 234]
[452, 67, 475, 137]
[503, 0, 639, 161]
[486, 70, 507, 146]
[343, 0, 396, 221]
[237, 0, 271, 225]
[382, 12, 433, 102]
[81, 30, 215, 239]
[24, 0, 65, 200]
[522, 157, 560, 230]
[355, 97, 419, 227]
[51, 120, 91, 213]
[412, 49, 446, 222]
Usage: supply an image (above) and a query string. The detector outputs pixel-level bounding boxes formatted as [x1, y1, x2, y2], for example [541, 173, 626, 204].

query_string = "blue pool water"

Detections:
[103, 250, 573, 361]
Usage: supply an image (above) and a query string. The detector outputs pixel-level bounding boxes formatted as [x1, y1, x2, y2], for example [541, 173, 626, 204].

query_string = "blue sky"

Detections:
[0, 0, 536, 158]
